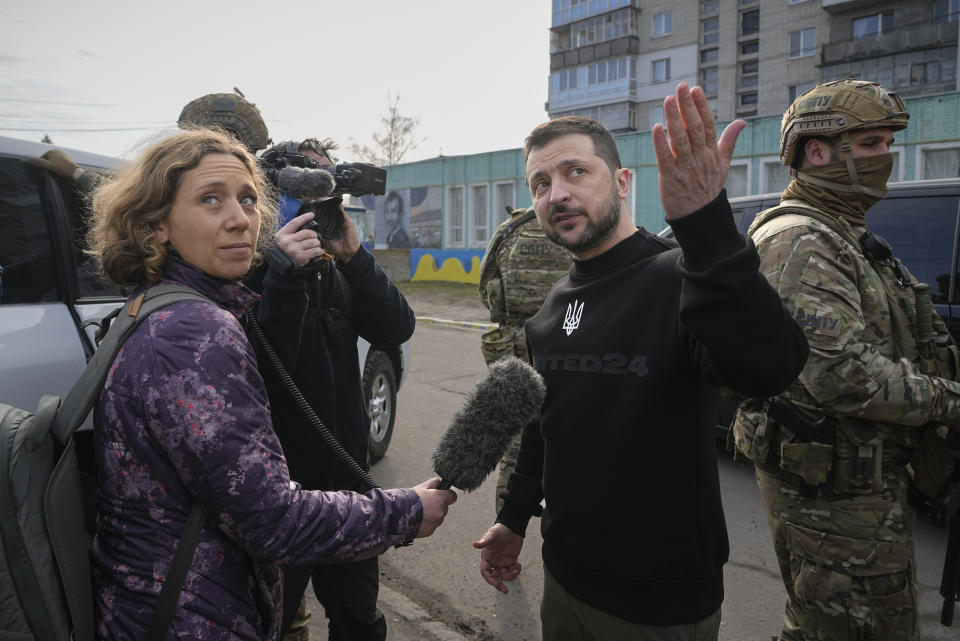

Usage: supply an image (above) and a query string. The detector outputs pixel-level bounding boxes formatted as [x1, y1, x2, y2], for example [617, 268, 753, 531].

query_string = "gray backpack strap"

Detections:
[51, 284, 213, 449]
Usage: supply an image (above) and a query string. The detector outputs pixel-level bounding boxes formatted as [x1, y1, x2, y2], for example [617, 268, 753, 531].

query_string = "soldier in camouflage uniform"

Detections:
[732, 80, 960, 641]
[478, 207, 571, 512]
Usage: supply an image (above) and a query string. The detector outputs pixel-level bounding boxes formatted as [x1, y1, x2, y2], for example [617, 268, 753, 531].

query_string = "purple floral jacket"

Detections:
[90, 257, 422, 640]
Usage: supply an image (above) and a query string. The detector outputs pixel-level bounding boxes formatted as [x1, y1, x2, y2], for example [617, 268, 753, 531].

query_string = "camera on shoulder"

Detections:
[260, 143, 387, 242]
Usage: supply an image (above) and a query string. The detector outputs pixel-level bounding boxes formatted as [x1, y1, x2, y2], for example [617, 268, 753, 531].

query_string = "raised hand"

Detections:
[652, 83, 746, 220]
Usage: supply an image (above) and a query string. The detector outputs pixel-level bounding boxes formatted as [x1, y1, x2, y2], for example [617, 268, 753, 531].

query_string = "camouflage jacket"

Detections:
[91, 256, 422, 641]
[478, 210, 571, 364]
[740, 200, 960, 452]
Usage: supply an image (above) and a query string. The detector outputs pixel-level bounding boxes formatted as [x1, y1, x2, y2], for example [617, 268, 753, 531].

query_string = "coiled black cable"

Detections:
[245, 309, 379, 492]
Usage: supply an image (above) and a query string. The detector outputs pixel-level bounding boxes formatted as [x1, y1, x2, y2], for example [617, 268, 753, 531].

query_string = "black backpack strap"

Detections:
[501, 209, 536, 238]
[144, 502, 207, 641]
[51, 284, 214, 449]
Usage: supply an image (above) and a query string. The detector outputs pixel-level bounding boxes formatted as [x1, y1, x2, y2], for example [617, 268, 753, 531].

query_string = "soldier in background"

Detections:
[478, 206, 571, 512]
[732, 80, 960, 640]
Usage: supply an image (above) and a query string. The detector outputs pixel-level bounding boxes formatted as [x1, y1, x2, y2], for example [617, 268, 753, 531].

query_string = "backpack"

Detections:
[0, 284, 212, 641]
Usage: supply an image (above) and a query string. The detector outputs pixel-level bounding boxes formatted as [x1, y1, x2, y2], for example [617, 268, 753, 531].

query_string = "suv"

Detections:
[0, 135, 408, 461]
[660, 179, 960, 432]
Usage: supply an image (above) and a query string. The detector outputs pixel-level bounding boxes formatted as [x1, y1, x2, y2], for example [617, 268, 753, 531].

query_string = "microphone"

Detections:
[432, 357, 546, 491]
[275, 165, 336, 200]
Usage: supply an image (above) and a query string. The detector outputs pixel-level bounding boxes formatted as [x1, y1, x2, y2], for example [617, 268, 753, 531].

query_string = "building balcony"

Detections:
[548, 80, 636, 112]
[822, 0, 885, 14]
[550, 35, 641, 71]
[822, 20, 958, 64]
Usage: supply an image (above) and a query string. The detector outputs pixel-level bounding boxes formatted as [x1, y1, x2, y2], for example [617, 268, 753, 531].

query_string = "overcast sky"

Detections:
[0, 0, 552, 163]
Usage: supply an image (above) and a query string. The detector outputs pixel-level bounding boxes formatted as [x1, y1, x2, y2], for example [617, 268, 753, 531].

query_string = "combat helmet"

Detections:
[779, 79, 908, 167]
[178, 90, 270, 152]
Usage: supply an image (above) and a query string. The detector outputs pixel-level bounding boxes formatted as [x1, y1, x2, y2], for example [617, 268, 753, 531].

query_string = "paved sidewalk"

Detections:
[301, 285, 489, 641]
[301, 574, 473, 641]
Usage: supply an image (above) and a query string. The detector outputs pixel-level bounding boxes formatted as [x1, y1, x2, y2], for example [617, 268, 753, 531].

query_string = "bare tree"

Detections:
[349, 92, 423, 166]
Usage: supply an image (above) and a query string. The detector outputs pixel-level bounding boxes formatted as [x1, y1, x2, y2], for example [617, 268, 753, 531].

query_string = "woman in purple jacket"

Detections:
[85, 128, 456, 640]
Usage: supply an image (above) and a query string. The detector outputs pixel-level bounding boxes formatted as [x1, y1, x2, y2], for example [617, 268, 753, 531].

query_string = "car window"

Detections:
[733, 203, 764, 233]
[869, 195, 959, 304]
[0, 157, 57, 304]
[0, 157, 125, 305]
[56, 173, 125, 299]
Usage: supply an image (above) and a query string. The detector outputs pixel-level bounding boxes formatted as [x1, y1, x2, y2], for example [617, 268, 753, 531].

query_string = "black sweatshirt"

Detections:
[498, 192, 808, 625]
[251, 246, 415, 491]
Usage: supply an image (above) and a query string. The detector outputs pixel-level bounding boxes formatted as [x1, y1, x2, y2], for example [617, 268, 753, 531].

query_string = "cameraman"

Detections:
[249, 138, 415, 641]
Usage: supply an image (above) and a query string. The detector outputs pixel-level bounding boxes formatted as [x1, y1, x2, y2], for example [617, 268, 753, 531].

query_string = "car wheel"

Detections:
[363, 350, 396, 462]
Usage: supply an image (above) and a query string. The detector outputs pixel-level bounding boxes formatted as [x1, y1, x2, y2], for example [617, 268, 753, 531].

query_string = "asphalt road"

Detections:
[306, 321, 955, 641]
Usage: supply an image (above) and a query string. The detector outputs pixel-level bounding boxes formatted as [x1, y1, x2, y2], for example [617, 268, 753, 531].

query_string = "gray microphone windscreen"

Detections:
[276, 165, 335, 199]
[432, 357, 546, 491]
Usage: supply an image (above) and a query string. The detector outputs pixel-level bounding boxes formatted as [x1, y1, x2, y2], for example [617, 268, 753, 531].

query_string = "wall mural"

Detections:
[351, 187, 484, 283]
[354, 186, 442, 249]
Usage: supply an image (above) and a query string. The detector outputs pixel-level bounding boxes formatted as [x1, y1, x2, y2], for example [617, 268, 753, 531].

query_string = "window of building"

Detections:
[726, 162, 751, 198]
[701, 67, 719, 96]
[470, 184, 488, 247]
[653, 58, 671, 84]
[911, 60, 943, 84]
[701, 48, 718, 64]
[740, 60, 759, 88]
[852, 12, 894, 39]
[741, 0, 758, 4]
[494, 182, 515, 225]
[741, 40, 759, 55]
[934, 0, 959, 23]
[919, 144, 960, 179]
[446, 186, 464, 247]
[740, 92, 758, 106]
[741, 9, 759, 35]
[701, 0, 718, 15]
[788, 82, 816, 103]
[789, 27, 816, 58]
[889, 146, 905, 183]
[761, 159, 792, 193]
[702, 17, 719, 45]
[653, 11, 673, 37]
[650, 104, 665, 128]
[789, 0, 810, 3]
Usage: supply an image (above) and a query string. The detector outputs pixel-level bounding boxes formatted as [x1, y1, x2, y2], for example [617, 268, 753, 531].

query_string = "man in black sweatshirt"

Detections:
[473, 83, 809, 640]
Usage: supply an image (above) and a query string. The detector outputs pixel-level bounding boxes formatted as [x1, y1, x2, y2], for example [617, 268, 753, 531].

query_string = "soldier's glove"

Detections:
[26, 150, 80, 180]
[908, 425, 960, 499]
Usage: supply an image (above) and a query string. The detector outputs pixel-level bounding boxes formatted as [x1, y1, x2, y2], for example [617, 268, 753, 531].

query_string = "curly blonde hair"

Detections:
[87, 127, 277, 287]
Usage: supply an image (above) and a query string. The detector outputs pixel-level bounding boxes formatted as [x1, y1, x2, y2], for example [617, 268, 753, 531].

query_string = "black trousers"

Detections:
[281, 556, 384, 641]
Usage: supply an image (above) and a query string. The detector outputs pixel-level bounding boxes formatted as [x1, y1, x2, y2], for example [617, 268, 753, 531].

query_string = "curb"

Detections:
[416, 317, 495, 331]
[379, 583, 471, 641]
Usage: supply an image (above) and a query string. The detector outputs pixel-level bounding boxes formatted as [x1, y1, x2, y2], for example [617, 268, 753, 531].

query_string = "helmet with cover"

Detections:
[178, 91, 270, 153]
[779, 79, 909, 167]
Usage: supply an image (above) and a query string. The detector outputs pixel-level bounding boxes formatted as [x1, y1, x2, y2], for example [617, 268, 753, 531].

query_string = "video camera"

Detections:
[260, 143, 387, 240]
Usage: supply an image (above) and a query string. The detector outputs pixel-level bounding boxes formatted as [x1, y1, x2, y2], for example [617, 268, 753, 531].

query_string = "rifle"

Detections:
[912, 471, 960, 625]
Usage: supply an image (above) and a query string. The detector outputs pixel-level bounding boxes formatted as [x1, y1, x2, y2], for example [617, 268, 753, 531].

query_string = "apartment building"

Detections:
[546, 0, 959, 135]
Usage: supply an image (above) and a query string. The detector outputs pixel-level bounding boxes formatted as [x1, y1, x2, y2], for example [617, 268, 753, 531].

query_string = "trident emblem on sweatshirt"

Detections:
[562, 299, 584, 336]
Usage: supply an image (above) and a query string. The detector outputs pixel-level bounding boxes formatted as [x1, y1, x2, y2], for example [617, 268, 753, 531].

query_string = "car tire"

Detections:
[363, 349, 396, 462]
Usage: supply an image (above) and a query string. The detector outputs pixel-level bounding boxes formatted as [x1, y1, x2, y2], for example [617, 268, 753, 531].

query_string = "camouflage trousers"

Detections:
[755, 467, 919, 641]
[495, 432, 522, 514]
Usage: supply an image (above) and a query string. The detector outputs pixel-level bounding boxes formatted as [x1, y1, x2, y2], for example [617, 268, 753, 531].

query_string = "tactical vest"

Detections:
[733, 201, 957, 493]
[478, 210, 571, 364]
